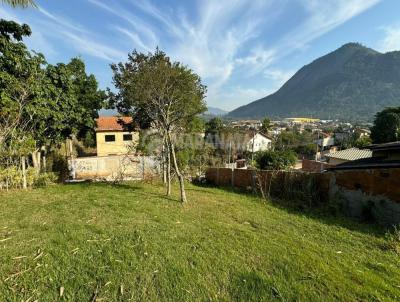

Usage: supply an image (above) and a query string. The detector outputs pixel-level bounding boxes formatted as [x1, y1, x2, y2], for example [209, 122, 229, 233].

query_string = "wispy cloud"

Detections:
[379, 24, 400, 52]
[2, 0, 382, 110]
[88, 0, 158, 51]
[264, 69, 296, 87]
[237, 0, 381, 73]
[60, 31, 125, 61]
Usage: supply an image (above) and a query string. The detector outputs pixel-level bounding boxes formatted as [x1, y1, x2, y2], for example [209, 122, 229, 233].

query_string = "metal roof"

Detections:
[325, 148, 372, 161]
[329, 157, 400, 170]
[368, 141, 400, 151]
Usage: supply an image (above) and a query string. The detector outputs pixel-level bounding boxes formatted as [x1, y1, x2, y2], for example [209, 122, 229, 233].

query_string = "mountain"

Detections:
[206, 106, 228, 116]
[228, 43, 400, 121]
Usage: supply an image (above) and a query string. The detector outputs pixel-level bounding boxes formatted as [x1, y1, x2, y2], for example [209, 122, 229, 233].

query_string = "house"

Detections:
[316, 132, 335, 149]
[324, 147, 372, 166]
[246, 132, 273, 152]
[330, 141, 400, 170]
[95, 116, 139, 157]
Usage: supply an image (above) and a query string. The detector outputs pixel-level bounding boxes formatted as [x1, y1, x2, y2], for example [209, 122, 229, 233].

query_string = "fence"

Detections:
[68, 155, 159, 181]
[206, 167, 400, 225]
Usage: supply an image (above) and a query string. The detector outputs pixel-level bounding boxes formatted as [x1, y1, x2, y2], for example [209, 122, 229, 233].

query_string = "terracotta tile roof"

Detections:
[95, 116, 134, 132]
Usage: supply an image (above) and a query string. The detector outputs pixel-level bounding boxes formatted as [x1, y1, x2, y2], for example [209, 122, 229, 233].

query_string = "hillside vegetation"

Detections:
[229, 43, 400, 120]
[1, 182, 399, 301]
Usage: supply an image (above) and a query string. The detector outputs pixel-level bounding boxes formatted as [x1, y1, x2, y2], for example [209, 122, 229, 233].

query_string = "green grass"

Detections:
[0, 182, 399, 301]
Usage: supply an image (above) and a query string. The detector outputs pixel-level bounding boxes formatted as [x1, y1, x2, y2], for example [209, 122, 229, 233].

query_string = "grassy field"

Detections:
[0, 182, 399, 301]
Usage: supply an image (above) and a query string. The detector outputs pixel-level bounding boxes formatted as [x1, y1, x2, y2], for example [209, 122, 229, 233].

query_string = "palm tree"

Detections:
[1, 0, 36, 8]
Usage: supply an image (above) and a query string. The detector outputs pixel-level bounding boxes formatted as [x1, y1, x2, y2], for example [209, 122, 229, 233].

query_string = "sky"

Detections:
[1, 0, 400, 112]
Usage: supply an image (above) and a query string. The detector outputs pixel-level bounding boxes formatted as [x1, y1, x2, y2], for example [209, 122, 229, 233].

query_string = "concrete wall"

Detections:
[206, 167, 400, 225]
[69, 155, 159, 181]
[302, 159, 333, 172]
[96, 131, 139, 157]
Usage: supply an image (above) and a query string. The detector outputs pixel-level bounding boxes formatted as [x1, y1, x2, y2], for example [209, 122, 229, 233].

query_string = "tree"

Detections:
[260, 117, 272, 134]
[354, 136, 372, 148]
[0, 19, 43, 150]
[205, 117, 223, 136]
[1, 20, 105, 175]
[370, 107, 400, 143]
[255, 150, 297, 170]
[110, 49, 207, 202]
[1, 0, 36, 8]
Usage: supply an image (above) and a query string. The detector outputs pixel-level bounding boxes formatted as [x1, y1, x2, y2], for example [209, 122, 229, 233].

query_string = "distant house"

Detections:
[246, 132, 273, 152]
[95, 116, 138, 157]
[325, 148, 372, 166]
[316, 132, 335, 149]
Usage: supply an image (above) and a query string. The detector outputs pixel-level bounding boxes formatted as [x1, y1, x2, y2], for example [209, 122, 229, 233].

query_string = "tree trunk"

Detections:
[21, 156, 27, 190]
[166, 140, 171, 196]
[42, 153, 47, 172]
[162, 143, 167, 184]
[167, 132, 186, 203]
[32, 149, 41, 174]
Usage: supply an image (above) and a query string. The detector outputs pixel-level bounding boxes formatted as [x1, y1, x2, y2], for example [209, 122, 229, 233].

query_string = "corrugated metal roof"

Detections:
[369, 141, 400, 151]
[325, 148, 372, 161]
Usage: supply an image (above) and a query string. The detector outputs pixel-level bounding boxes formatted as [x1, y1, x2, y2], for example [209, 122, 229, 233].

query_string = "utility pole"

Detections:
[228, 141, 232, 165]
[315, 130, 319, 161]
[251, 128, 256, 164]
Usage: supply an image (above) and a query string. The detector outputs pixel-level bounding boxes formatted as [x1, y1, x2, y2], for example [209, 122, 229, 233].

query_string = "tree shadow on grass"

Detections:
[192, 183, 387, 238]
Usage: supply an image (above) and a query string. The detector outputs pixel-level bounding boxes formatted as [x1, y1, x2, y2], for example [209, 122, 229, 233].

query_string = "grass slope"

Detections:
[0, 182, 399, 301]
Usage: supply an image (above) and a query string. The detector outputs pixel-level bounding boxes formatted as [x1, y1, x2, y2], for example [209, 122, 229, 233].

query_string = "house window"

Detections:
[123, 134, 133, 141]
[105, 135, 115, 142]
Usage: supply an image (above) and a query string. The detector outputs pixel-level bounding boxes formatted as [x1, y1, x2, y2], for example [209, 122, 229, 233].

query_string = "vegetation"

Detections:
[0, 20, 105, 188]
[0, 182, 399, 301]
[1, 0, 36, 8]
[260, 117, 272, 134]
[371, 107, 400, 143]
[255, 150, 297, 170]
[228, 43, 400, 121]
[109, 49, 207, 202]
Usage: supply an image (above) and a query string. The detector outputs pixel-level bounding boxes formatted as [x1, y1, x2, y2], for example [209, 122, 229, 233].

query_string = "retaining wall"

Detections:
[206, 167, 400, 225]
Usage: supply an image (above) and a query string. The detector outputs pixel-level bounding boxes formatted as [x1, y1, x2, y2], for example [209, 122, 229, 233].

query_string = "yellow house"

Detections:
[95, 116, 139, 157]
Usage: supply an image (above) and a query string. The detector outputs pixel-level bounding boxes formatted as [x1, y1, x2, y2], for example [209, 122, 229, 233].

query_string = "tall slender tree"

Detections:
[110, 49, 207, 202]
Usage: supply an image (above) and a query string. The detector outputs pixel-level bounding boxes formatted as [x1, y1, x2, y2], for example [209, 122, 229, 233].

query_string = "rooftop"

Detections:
[368, 141, 400, 152]
[329, 157, 400, 170]
[325, 148, 372, 161]
[95, 116, 134, 132]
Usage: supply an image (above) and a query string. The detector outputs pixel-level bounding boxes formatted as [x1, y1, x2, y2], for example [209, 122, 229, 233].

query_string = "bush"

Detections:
[0, 167, 57, 190]
[385, 225, 400, 255]
[255, 150, 297, 170]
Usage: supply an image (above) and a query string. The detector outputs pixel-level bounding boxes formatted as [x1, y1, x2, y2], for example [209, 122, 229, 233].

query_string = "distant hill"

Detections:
[206, 107, 228, 116]
[228, 43, 400, 121]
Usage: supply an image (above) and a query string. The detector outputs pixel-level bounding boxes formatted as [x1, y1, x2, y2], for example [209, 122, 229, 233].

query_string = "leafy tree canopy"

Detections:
[370, 107, 400, 143]
[255, 150, 297, 170]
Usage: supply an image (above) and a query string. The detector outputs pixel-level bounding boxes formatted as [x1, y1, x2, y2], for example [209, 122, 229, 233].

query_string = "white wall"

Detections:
[247, 134, 272, 152]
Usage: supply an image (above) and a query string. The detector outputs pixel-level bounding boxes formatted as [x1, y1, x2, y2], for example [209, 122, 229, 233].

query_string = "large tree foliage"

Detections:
[1, 0, 36, 7]
[255, 150, 297, 170]
[1, 19, 104, 180]
[370, 107, 400, 143]
[110, 49, 207, 202]
[0, 19, 43, 150]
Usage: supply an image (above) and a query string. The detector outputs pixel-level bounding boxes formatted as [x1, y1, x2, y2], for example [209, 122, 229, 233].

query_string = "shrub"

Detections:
[255, 150, 297, 170]
[385, 225, 400, 255]
[0, 167, 57, 190]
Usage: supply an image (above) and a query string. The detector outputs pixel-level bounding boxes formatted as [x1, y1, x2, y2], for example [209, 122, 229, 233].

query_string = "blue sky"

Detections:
[1, 0, 399, 111]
